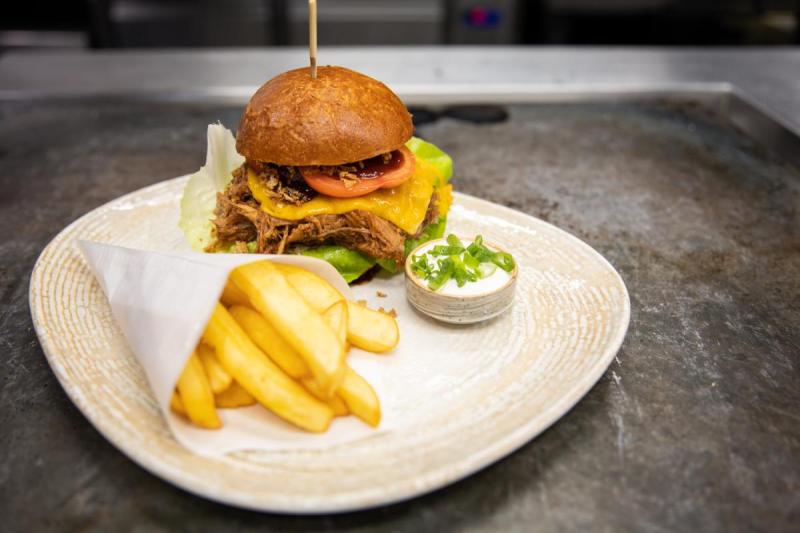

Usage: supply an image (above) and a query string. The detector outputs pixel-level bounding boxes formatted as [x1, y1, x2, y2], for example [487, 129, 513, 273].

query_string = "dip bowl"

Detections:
[404, 237, 518, 324]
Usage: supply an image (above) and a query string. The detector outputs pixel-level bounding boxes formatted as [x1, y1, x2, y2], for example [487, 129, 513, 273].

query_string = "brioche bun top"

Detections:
[236, 66, 414, 166]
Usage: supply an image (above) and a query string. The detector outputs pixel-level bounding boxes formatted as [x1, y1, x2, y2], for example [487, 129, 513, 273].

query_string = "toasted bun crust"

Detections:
[236, 66, 414, 166]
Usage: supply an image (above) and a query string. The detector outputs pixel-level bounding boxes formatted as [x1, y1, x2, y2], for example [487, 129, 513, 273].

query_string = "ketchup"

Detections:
[353, 150, 404, 179]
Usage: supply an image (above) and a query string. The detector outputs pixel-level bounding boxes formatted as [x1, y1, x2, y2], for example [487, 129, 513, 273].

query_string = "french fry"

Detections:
[275, 263, 344, 312]
[229, 261, 345, 397]
[338, 367, 381, 427]
[215, 381, 257, 408]
[273, 263, 398, 353]
[347, 301, 399, 353]
[197, 343, 233, 394]
[318, 304, 380, 425]
[202, 303, 334, 432]
[176, 351, 221, 429]
[220, 280, 249, 307]
[301, 378, 349, 417]
[322, 300, 348, 349]
[230, 303, 347, 416]
[228, 305, 310, 379]
[170, 391, 186, 416]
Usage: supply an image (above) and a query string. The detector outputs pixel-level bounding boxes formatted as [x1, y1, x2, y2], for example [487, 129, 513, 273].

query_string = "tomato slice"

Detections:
[300, 146, 416, 198]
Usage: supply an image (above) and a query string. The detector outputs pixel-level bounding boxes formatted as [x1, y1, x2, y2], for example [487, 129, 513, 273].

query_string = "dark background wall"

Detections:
[2, 0, 798, 50]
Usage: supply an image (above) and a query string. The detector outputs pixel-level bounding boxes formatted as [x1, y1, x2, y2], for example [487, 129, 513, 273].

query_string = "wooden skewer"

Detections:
[309, 0, 318, 78]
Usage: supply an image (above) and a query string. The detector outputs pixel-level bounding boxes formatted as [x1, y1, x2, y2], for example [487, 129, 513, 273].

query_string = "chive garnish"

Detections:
[410, 234, 515, 291]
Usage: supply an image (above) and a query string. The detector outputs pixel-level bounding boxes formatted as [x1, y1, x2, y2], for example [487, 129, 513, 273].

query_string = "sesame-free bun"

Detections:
[236, 66, 414, 166]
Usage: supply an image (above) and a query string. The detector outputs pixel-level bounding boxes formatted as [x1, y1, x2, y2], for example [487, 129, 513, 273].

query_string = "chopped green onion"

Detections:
[410, 234, 516, 291]
[477, 262, 497, 278]
[428, 258, 453, 290]
[431, 245, 464, 256]
[447, 234, 463, 248]
[450, 254, 470, 287]
[415, 255, 434, 278]
[463, 252, 480, 270]
[428, 271, 451, 291]
[492, 252, 516, 272]
[467, 242, 494, 262]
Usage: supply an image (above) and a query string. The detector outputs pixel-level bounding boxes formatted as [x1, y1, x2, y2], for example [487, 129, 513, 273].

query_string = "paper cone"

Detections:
[78, 240, 385, 456]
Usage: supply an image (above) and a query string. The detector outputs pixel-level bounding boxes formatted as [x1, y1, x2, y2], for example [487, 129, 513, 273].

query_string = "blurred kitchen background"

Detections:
[2, 0, 798, 50]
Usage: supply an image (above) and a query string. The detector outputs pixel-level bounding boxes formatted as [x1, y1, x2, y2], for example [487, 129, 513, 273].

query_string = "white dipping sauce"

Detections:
[411, 240, 512, 297]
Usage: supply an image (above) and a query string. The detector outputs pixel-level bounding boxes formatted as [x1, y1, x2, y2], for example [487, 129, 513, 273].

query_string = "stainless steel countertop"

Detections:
[3, 48, 800, 531]
[2, 47, 799, 133]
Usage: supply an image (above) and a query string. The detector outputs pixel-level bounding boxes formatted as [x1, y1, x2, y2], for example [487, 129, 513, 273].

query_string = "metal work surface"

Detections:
[1, 96, 798, 531]
[3, 47, 800, 136]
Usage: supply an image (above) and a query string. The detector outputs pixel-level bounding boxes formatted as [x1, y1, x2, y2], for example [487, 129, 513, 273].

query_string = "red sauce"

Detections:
[355, 150, 404, 179]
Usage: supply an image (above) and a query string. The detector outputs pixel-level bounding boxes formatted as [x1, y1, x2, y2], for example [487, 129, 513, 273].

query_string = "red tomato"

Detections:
[300, 146, 416, 198]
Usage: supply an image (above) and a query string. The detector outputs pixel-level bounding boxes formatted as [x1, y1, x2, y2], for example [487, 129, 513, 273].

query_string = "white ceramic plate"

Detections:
[29, 177, 629, 514]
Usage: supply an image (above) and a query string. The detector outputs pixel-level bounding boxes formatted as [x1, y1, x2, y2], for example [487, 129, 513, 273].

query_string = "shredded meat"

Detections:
[417, 190, 440, 236]
[246, 161, 317, 205]
[210, 163, 439, 264]
[286, 211, 407, 262]
[211, 166, 258, 243]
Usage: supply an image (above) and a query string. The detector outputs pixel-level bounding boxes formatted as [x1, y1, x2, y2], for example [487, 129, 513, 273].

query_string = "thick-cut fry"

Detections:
[318, 301, 380, 424]
[228, 305, 310, 379]
[274, 263, 397, 353]
[230, 261, 345, 397]
[170, 391, 186, 416]
[176, 351, 221, 429]
[202, 303, 334, 432]
[338, 367, 381, 427]
[276, 263, 344, 312]
[347, 301, 399, 353]
[301, 378, 349, 417]
[322, 300, 348, 349]
[197, 343, 233, 394]
[215, 381, 257, 408]
[220, 280, 250, 307]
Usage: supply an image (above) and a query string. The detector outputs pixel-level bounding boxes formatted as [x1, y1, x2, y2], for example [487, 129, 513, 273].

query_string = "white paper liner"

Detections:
[78, 240, 388, 456]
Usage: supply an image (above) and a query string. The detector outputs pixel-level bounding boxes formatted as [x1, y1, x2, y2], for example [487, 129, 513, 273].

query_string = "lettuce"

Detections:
[405, 137, 453, 185]
[300, 246, 377, 283]
[179, 124, 244, 252]
[404, 215, 448, 257]
[376, 258, 399, 274]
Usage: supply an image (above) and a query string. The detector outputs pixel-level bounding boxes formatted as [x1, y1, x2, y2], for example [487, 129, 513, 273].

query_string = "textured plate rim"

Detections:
[29, 176, 630, 514]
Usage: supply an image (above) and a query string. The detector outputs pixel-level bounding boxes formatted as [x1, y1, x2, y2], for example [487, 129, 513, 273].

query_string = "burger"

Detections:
[200, 66, 453, 282]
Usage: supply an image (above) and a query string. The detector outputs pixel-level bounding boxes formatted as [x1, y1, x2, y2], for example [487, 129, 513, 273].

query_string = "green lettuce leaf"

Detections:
[405, 137, 453, 185]
[404, 215, 448, 257]
[376, 258, 399, 273]
[179, 124, 244, 251]
[300, 246, 377, 283]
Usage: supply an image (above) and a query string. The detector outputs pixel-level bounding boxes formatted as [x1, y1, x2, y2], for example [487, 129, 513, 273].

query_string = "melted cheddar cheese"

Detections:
[435, 183, 453, 221]
[248, 159, 451, 235]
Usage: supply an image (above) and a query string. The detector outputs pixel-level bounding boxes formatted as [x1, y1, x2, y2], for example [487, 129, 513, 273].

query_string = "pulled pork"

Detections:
[246, 161, 317, 205]
[210, 163, 438, 263]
